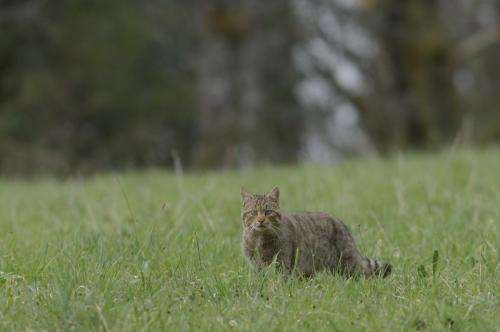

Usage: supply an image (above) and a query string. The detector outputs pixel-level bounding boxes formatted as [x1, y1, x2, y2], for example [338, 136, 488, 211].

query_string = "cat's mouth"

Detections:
[252, 223, 266, 231]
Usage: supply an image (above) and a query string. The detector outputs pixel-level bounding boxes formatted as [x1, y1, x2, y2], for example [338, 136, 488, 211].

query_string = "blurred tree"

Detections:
[0, 0, 199, 175]
[449, 0, 500, 144]
[296, 0, 500, 154]
[373, 0, 460, 149]
[194, 0, 304, 168]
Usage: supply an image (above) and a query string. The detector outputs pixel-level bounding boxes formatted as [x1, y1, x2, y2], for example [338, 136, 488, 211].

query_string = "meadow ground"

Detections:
[0, 149, 499, 331]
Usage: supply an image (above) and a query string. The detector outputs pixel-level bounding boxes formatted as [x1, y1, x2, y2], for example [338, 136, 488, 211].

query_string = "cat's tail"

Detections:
[365, 257, 392, 278]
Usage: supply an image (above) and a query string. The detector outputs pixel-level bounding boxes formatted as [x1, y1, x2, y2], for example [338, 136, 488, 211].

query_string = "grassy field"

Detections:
[0, 149, 499, 331]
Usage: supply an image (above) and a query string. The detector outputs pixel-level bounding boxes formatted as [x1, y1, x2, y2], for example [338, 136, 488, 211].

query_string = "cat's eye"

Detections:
[265, 210, 274, 216]
[248, 210, 257, 216]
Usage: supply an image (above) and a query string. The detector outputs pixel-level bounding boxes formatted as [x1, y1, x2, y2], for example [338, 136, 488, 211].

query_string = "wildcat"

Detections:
[240, 187, 392, 278]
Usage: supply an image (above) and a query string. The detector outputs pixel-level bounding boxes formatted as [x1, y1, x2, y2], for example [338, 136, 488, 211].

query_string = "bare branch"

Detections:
[454, 24, 500, 64]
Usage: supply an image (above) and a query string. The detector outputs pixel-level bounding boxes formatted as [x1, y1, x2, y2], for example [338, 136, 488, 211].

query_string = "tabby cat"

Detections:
[240, 187, 392, 278]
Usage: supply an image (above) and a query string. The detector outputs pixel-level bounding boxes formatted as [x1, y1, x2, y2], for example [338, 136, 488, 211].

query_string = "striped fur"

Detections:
[240, 187, 392, 278]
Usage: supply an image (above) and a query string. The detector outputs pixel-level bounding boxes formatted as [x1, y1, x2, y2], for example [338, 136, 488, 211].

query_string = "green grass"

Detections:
[0, 149, 499, 331]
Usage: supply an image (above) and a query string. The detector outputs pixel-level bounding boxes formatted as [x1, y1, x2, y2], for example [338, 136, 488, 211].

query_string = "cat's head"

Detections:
[240, 187, 281, 233]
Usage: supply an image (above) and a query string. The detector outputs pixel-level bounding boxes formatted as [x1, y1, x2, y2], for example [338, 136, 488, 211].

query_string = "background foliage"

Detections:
[1, 0, 500, 175]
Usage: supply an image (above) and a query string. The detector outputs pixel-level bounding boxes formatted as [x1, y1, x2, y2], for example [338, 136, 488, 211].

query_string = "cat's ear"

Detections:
[267, 186, 280, 203]
[240, 187, 253, 204]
